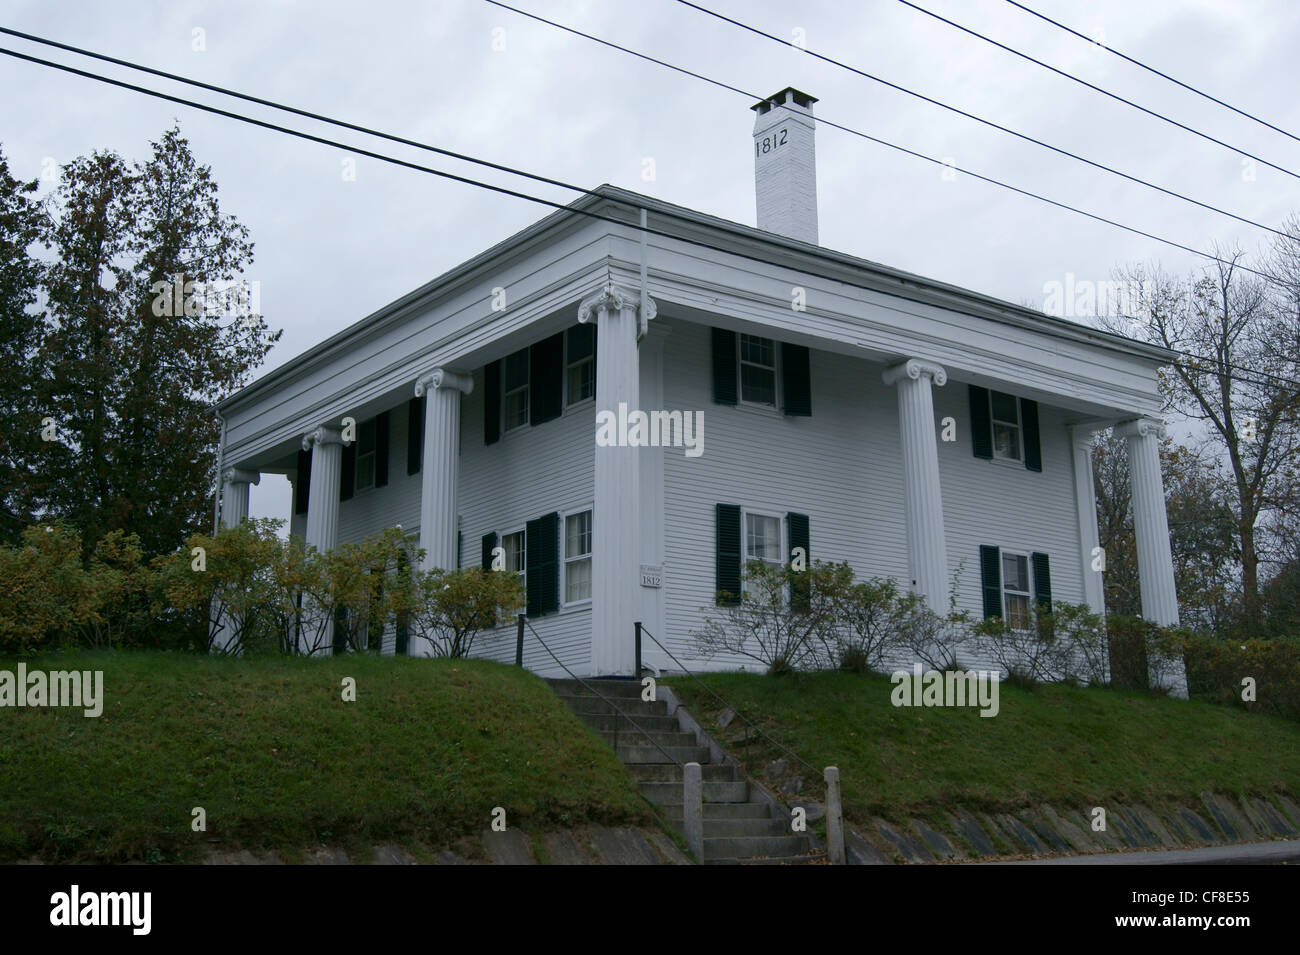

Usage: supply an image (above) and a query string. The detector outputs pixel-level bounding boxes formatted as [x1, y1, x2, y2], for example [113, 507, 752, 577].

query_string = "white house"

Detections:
[214, 88, 1185, 692]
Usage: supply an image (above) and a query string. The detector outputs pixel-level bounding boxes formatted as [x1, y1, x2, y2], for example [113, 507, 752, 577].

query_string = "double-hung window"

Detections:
[355, 418, 377, 491]
[564, 509, 593, 603]
[738, 334, 778, 406]
[990, 391, 1022, 462]
[566, 325, 595, 405]
[501, 528, 526, 588]
[503, 348, 530, 433]
[1001, 552, 1032, 630]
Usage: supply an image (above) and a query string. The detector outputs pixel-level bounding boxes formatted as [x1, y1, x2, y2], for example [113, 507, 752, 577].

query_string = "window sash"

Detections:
[990, 392, 1022, 461]
[566, 358, 594, 405]
[1001, 553, 1031, 629]
[502, 530, 526, 587]
[744, 512, 782, 565]
[564, 511, 592, 604]
[738, 334, 778, 406]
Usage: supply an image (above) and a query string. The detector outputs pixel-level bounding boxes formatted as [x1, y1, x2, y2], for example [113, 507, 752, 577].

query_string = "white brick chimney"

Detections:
[751, 87, 819, 245]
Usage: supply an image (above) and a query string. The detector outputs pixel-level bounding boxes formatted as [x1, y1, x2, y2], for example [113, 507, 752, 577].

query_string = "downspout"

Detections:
[212, 408, 227, 534]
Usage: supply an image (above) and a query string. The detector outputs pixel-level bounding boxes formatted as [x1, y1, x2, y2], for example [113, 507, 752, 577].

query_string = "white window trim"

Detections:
[354, 416, 378, 493]
[563, 328, 595, 412]
[737, 334, 781, 411]
[741, 507, 787, 593]
[999, 548, 1033, 631]
[499, 524, 527, 589]
[561, 505, 594, 609]
[989, 391, 1024, 463]
[501, 347, 530, 436]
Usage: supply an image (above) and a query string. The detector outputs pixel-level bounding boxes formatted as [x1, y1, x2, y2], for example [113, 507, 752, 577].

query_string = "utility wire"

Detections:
[892, 0, 1300, 182]
[1003, 0, 1300, 145]
[476, 1, 1280, 283]
[2, 40, 1298, 395]
[670, 0, 1289, 238]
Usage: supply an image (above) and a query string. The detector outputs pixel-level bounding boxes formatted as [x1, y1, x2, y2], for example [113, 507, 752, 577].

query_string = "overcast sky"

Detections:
[3, 0, 1297, 523]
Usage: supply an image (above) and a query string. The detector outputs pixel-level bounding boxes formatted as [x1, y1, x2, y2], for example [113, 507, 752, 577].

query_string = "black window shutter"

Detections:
[1021, 399, 1042, 472]
[340, 440, 356, 501]
[970, 386, 993, 460]
[781, 343, 812, 416]
[979, 545, 1002, 619]
[715, 503, 742, 605]
[407, 396, 425, 475]
[481, 532, 498, 571]
[1031, 552, 1052, 609]
[294, 448, 311, 515]
[787, 512, 811, 610]
[484, 360, 501, 445]
[457, 531, 462, 570]
[529, 333, 564, 426]
[712, 329, 738, 405]
[375, 411, 390, 487]
[525, 512, 559, 616]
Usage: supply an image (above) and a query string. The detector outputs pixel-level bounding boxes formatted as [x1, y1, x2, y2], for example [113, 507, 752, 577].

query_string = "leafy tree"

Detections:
[0, 149, 47, 542]
[32, 127, 279, 558]
[1103, 233, 1300, 620]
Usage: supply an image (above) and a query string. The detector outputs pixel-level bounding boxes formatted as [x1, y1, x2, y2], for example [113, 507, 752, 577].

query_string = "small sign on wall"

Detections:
[640, 564, 663, 588]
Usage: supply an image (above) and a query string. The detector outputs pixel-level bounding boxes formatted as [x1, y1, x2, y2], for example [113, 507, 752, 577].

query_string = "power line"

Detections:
[477, 1, 1280, 284]
[893, 0, 1300, 182]
[2, 40, 1298, 396]
[671, 0, 1289, 239]
[1003, 0, 1300, 146]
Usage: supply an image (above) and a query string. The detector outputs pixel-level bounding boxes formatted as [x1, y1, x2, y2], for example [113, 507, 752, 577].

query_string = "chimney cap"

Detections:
[750, 87, 818, 114]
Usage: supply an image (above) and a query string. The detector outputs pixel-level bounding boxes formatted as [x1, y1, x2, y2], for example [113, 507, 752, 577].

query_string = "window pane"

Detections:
[740, 364, 777, 405]
[1002, 553, 1028, 591]
[356, 453, 375, 490]
[566, 557, 591, 602]
[1004, 593, 1031, 629]
[504, 531, 526, 577]
[993, 423, 1021, 460]
[566, 359, 594, 404]
[566, 511, 592, 558]
[990, 391, 1019, 424]
[504, 389, 529, 430]
[567, 324, 594, 361]
[745, 513, 781, 562]
[504, 349, 529, 390]
[740, 334, 774, 366]
[358, 418, 376, 455]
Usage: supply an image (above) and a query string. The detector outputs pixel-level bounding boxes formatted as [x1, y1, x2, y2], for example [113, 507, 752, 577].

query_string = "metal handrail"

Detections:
[520, 616, 684, 768]
[637, 622, 823, 781]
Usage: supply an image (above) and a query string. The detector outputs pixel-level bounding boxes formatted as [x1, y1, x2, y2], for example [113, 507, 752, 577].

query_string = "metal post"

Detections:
[683, 762, 704, 863]
[634, 620, 642, 677]
[825, 766, 845, 865]
[515, 614, 525, 667]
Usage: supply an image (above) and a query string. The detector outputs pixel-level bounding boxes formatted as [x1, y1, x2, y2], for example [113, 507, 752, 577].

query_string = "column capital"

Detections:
[301, 425, 344, 451]
[415, 367, 473, 398]
[577, 282, 657, 325]
[1117, 416, 1166, 440]
[222, 466, 261, 486]
[882, 358, 947, 388]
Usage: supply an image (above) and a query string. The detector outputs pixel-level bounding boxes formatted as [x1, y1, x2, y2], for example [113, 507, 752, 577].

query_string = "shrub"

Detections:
[692, 559, 852, 672]
[0, 524, 94, 653]
[1105, 615, 1156, 690]
[399, 566, 525, 658]
[894, 595, 972, 673]
[1181, 633, 1300, 721]
[832, 577, 912, 672]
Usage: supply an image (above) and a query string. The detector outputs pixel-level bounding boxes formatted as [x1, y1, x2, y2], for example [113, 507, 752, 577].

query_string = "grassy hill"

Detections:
[665, 670, 1300, 830]
[0, 652, 652, 863]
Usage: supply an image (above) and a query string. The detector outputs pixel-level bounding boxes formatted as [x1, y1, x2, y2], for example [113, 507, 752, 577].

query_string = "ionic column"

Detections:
[580, 282, 656, 676]
[882, 359, 949, 612]
[1117, 416, 1186, 698]
[1068, 426, 1106, 617]
[301, 425, 344, 655]
[415, 368, 473, 575]
[220, 467, 260, 529]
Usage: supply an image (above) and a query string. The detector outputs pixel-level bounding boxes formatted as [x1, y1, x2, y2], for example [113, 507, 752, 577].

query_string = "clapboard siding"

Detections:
[457, 364, 596, 676]
[659, 319, 1086, 676]
[337, 400, 422, 547]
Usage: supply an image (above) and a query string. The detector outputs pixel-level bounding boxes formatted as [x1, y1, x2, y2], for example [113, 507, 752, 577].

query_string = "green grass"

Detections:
[0, 651, 652, 863]
[665, 670, 1300, 829]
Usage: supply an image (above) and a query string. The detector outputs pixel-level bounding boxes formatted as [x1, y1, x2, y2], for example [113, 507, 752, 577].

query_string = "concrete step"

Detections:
[703, 835, 813, 862]
[660, 801, 772, 822]
[580, 713, 681, 734]
[707, 851, 827, 866]
[557, 694, 669, 717]
[549, 679, 647, 699]
[615, 744, 711, 765]
[699, 818, 792, 838]
[600, 729, 699, 749]
[640, 780, 748, 805]
[628, 762, 736, 783]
